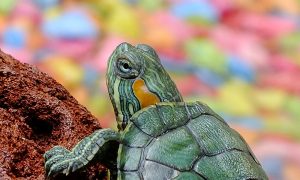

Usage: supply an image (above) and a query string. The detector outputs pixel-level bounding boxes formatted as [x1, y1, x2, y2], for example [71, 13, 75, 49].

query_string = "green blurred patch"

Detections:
[185, 39, 228, 76]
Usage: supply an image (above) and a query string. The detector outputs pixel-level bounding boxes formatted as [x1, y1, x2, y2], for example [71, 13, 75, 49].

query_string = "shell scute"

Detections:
[118, 144, 142, 171]
[193, 150, 268, 179]
[157, 103, 188, 130]
[121, 122, 152, 148]
[146, 127, 200, 171]
[187, 114, 250, 155]
[130, 106, 166, 137]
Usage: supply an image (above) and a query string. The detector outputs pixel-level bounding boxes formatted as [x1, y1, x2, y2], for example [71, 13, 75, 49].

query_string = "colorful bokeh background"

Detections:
[0, 0, 300, 179]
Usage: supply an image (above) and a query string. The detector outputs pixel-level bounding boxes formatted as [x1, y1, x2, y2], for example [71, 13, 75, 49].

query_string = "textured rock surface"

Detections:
[0, 50, 108, 179]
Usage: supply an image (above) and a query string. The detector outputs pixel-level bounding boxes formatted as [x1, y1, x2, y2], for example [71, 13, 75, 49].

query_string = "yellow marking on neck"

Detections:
[113, 78, 123, 122]
[133, 79, 160, 108]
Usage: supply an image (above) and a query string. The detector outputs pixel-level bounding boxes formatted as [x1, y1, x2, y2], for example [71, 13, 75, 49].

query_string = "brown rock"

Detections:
[0, 50, 109, 179]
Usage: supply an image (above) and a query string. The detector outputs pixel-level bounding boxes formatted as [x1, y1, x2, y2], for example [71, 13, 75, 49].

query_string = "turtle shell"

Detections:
[117, 102, 268, 180]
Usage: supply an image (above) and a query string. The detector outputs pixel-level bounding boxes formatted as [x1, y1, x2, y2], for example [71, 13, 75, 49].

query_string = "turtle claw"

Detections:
[45, 154, 74, 177]
[45, 152, 87, 177]
[45, 154, 68, 174]
[47, 160, 70, 177]
[44, 145, 73, 177]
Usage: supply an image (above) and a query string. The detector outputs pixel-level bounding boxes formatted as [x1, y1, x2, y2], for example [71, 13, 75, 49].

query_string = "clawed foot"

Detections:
[44, 146, 87, 177]
[43, 129, 120, 178]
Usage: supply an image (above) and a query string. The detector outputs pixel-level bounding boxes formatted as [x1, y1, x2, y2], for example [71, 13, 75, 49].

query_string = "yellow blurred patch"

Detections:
[252, 88, 287, 113]
[39, 57, 84, 90]
[219, 80, 256, 116]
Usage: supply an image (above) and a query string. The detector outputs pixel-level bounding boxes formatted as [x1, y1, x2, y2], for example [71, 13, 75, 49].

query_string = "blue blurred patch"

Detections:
[83, 65, 100, 93]
[193, 68, 225, 87]
[3, 27, 26, 48]
[161, 57, 195, 73]
[43, 10, 98, 39]
[33, 0, 58, 9]
[260, 156, 283, 180]
[161, 57, 225, 87]
[221, 114, 264, 130]
[227, 55, 255, 82]
[170, 0, 218, 21]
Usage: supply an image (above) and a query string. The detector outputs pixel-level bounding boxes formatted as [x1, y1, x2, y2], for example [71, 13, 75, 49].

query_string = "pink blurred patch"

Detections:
[269, 54, 300, 73]
[151, 11, 195, 42]
[259, 70, 300, 95]
[142, 11, 203, 60]
[254, 136, 300, 167]
[94, 36, 127, 71]
[47, 38, 96, 60]
[175, 75, 217, 96]
[210, 0, 235, 12]
[1, 46, 32, 63]
[10, 0, 41, 24]
[221, 8, 297, 38]
[211, 25, 269, 68]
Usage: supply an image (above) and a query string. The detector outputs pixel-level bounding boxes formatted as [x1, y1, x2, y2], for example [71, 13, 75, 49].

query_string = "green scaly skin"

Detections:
[44, 43, 268, 179]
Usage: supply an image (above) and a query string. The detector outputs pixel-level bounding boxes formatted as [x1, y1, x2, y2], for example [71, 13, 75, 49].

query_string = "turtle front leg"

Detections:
[44, 129, 120, 177]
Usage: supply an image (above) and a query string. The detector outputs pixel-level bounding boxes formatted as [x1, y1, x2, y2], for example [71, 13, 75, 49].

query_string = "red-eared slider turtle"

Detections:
[44, 43, 268, 179]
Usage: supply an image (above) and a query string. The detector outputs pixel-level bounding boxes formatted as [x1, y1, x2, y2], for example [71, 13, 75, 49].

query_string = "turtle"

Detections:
[44, 42, 268, 180]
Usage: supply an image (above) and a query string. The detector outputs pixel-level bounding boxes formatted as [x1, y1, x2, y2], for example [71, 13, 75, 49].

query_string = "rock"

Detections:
[0, 50, 111, 179]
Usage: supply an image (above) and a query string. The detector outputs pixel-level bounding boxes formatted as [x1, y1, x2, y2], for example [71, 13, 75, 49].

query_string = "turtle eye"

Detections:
[116, 58, 139, 78]
[117, 59, 132, 73]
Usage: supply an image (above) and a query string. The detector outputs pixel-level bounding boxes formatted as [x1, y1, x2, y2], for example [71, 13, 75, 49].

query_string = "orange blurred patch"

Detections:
[284, 162, 300, 180]
[231, 125, 261, 145]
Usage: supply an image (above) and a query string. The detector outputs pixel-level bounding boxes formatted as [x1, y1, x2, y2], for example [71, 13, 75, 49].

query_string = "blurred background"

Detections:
[0, 0, 299, 179]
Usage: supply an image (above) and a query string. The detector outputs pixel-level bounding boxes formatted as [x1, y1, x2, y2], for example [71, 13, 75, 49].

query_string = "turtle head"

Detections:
[106, 42, 183, 130]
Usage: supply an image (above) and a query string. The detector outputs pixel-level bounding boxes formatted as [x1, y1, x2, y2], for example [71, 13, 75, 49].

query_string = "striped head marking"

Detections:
[106, 42, 183, 130]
